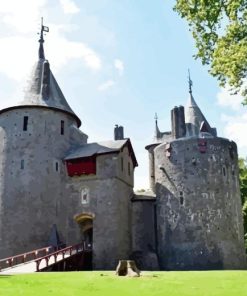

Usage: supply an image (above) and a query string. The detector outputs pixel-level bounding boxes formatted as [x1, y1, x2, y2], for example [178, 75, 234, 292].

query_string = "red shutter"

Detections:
[198, 139, 207, 153]
[66, 157, 96, 176]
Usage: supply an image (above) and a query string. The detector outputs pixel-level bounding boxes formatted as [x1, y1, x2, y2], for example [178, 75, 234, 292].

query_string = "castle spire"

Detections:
[188, 69, 192, 94]
[154, 112, 161, 140]
[187, 69, 197, 107]
[185, 71, 214, 136]
[15, 19, 82, 127]
[38, 17, 49, 60]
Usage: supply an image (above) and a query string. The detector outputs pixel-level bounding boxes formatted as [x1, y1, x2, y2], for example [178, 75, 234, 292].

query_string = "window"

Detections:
[222, 167, 226, 176]
[81, 187, 89, 204]
[23, 116, 28, 131]
[55, 162, 59, 172]
[61, 120, 64, 135]
[21, 160, 24, 169]
[128, 162, 131, 176]
[179, 191, 184, 205]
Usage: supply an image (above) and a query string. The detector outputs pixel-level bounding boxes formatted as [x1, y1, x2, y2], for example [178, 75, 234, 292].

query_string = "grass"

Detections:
[0, 271, 247, 296]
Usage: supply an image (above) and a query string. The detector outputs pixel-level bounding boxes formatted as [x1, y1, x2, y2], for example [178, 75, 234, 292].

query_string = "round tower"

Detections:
[0, 22, 87, 258]
[155, 137, 245, 270]
[152, 77, 246, 270]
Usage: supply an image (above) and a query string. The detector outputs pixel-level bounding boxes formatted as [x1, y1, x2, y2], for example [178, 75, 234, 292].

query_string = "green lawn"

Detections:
[0, 271, 247, 296]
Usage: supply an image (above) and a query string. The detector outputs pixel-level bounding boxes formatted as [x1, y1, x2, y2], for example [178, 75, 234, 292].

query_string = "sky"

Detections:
[0, 0, 247, 189]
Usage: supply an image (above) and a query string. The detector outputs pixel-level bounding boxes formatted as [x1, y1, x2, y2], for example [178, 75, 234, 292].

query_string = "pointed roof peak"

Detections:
[8, 20, 81, 127]
[38, 17, 49, 60]
[154, 112, 161, 139]
[188, 69, 193, 95]
[187, 70, 198, 107]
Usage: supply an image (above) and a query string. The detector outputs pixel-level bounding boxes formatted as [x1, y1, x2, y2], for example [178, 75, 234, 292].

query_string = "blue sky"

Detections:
[0, 0, 246, 189]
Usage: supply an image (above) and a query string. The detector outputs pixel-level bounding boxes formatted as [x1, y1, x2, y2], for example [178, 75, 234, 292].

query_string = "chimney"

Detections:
[171, 106, 186, 139]
[114, 125, 124, 140]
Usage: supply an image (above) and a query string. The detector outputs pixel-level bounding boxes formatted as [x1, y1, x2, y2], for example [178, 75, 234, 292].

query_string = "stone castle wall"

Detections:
[0, 107, 84, 258]
[65, 146, 134, 270]
[154, 137, 246, 270]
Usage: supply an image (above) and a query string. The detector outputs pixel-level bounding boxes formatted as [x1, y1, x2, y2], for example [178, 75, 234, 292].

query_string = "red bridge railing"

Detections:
[0, 246, 54, 270]
[35, 242, 91, 271]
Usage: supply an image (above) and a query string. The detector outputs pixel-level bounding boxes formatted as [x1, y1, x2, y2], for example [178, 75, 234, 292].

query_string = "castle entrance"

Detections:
[74, 213, 94, 270]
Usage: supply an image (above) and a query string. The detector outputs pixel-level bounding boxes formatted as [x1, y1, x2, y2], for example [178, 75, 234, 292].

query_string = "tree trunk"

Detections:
[115, 260, 140, 277]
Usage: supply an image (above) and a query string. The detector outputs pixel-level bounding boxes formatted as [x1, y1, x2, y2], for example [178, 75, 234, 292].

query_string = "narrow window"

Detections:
[21, 160, 24, 170]
[179, 191, 184, 205]
[128, 162, 131, 176]
[23, 116, 28, 131]
[121, 157, 124, 172]
[222, 167, 226, 176]
[55, 162, 59, 172]
[61, 120, 64, 135]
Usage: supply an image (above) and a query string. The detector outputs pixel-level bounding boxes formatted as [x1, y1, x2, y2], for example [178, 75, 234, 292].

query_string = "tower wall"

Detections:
[146, 145, 157, 192]
[154, 137, 246, 270]
[0, 107, 85, 258]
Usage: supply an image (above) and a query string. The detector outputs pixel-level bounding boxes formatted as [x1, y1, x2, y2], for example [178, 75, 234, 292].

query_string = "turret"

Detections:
[0, 19, 86, 258]
[185, 71, 216, 137]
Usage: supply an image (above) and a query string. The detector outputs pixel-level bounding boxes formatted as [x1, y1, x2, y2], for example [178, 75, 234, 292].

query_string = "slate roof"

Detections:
[0, 34, 81, 127]
[65, 139, 138, 167]
[185, 92, 212, 133]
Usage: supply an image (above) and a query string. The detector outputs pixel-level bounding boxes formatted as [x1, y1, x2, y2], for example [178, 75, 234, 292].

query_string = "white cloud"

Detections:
[0, 0, 47, 33]
[59, 0, 80, 14]
[46, 26, 101, 71]
[217, 86, 243, 111]
[0, 1, 102, 87]
[221, 113, 247, 151]
[114, 59, 124, 76]
[98, 80, 115, 91]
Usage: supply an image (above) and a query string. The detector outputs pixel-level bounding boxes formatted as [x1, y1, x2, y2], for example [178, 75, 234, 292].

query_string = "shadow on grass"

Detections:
[0, 275, 12, 278]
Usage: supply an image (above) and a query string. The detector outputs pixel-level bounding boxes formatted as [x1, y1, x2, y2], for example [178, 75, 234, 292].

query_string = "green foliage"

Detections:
[174, 0, 247, 103]
[239, 158, 247, 203]
[239, 158, 247, 251]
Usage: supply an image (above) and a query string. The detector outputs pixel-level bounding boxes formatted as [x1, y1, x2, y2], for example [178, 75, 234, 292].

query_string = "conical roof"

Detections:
[153, 113, 161, 141]
[0, 21, 81, 127]
[19, 59, 81, 126]
[185, 92, 211, 130]
[185, 75, 211, 135]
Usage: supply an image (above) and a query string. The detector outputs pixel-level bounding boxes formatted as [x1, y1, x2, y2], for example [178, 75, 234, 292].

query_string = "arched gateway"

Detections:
[74, 213, 94, 248]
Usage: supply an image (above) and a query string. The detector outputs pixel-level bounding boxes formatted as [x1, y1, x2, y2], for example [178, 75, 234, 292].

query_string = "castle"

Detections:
[0, 24, 245, 270]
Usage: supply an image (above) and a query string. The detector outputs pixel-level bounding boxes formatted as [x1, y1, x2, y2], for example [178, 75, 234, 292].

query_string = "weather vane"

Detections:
[38, 17, 49, 59]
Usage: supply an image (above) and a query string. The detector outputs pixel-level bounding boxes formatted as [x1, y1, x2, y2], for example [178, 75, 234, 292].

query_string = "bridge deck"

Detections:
[0, 243, 88, 274]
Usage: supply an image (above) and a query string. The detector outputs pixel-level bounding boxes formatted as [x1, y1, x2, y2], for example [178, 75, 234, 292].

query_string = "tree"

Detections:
[174, 0, 247, 104]
[239, 158, 247, 251]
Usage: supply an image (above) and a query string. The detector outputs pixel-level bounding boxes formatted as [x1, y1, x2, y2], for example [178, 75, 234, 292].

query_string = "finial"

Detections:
[188, 69, 193, 94]
[154, 112, 160, 139]
[38, 17, 49, 59]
